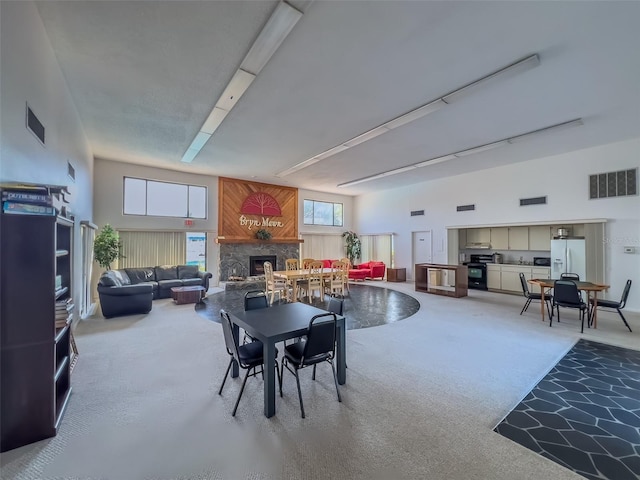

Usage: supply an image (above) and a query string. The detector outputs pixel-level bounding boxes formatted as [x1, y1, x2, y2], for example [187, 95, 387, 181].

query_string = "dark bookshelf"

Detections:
[0, 212, 74, 452]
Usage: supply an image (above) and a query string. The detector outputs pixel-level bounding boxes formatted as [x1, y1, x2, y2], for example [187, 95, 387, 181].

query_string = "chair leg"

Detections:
[330, 361, 342, 403]
[232, 368, 252, 417]
[580, 308, 585, 333]
[279, 360, 285, 398]
[275, 360, 282, 396]
[520, 297, 531, 315]
[294, 367, 305, 418]
[312, 364, 317, 380]
[218, 358, 233, 395]
[618, 309, 633, 332]
[545, 300, 553, 321]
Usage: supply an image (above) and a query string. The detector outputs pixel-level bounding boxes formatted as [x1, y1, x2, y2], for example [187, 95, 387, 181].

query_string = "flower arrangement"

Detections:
[255, 229, 272, 240]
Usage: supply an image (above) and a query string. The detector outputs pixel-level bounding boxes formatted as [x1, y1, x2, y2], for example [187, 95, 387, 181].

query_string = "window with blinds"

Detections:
[117, 231, 187, 268]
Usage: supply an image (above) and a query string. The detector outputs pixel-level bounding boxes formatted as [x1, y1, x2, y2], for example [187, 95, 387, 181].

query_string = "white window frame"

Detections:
[123, 177, 207, 219]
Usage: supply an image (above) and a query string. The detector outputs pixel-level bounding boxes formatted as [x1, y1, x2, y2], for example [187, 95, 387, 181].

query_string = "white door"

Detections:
[412, 231, 432, 279]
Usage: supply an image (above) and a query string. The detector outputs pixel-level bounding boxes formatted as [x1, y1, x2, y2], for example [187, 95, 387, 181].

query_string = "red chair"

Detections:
[353, 261, 386, 280]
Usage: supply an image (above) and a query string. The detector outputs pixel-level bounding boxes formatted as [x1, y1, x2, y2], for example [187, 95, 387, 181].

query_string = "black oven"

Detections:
[464, 254, 492, 290]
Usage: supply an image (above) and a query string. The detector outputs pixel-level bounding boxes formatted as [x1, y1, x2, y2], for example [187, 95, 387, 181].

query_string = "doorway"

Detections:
[412, 231, 432, 279]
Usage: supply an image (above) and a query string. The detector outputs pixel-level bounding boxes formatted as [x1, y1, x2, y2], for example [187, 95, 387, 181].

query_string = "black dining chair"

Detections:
[279, 312, 341, 418]
[552, 280, 588, 332]
[242, 290, 268, 343]
[218, 309, 280, 416]
[560, 273, 581, 281]
[589, 279, 632, 332]
[519, 273, 553, 320]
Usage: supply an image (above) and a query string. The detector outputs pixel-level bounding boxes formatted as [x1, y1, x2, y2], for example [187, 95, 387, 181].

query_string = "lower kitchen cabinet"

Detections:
[487, 265, 501, 290]
[485, 265, 551, 294]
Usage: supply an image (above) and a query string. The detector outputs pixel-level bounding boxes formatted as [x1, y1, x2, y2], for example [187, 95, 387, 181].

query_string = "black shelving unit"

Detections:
[0, 212, 74, 452]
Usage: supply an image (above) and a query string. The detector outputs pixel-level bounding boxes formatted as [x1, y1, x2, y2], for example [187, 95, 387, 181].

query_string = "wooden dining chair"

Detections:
[263, 261, 289, 304]
[285, 258, 307, 300]
[306, 261, 324, 302]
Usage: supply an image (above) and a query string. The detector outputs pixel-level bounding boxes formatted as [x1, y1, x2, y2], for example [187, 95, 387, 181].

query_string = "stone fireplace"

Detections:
[249, 255, 276, 276]
[219, 243, 299, 281]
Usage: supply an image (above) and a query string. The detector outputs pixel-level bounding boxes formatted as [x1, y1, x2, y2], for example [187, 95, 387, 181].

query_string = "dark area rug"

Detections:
[495, 339, 640, 480]
[195, 283, 420, 330]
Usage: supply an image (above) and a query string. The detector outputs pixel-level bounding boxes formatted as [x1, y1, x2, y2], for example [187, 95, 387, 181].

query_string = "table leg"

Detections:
[292, 280, 298, 303]
[540, 288, 546, 322]
[263, 341, 277, 417]
[336, 318, 346, 385]
[231, 323, 239, 378]
[592, 292, 598, 329]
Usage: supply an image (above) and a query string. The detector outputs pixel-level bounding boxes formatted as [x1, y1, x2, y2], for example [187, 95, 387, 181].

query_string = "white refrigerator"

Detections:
[551, 238, 586, 279]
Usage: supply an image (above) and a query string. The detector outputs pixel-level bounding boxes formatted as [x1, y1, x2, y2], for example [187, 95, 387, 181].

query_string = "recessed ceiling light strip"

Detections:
[278, 53, 541, 176]
[337, 118, 583, 188]
[182, 1, 303, 163]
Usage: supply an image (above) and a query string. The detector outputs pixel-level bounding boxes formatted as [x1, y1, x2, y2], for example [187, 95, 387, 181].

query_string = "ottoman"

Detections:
[348, 269, 370, 281]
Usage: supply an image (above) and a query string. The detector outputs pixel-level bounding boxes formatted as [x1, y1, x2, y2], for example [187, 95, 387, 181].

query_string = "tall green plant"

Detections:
[94, 224, 124, 270]
[342, 230, 361, 266]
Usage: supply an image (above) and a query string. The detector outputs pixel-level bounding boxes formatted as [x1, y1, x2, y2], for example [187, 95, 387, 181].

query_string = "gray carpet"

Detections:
[1, 281, 638, 480]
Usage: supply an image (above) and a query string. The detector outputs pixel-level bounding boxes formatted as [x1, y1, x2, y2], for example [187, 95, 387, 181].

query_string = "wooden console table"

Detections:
[415, 264, 468, 298]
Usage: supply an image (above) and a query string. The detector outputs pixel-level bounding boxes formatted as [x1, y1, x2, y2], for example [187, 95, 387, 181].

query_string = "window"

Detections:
[303, 200, 343, 226]
[123, 177, 207, 218]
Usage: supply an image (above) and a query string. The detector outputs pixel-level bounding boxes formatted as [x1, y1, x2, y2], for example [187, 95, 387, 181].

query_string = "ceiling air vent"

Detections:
[520, 196, 547, 206]
[410, 210, 424, 216]
[589, 168, 637, 199]
[456, 204, 475, 212]
[26, 103, 45, 145]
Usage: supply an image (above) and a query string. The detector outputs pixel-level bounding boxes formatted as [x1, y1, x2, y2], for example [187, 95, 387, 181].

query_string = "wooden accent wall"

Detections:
[217, 177, 299, 243]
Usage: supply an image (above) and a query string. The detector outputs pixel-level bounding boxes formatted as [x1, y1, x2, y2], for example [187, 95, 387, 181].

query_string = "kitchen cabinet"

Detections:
[490, 228, 509, 250]
[500, 265, 531, 292]
[529, 226, 552, 251]
[466, 228, 490, 244]
[458, 229, 467, 248]
[508, 227, 529, 250]
[530, 267, 551, 294]
[486, 265, 501, 290]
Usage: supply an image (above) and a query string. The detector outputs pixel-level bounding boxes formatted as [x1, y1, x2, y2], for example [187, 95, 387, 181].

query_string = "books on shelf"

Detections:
[3, 201, 55, 216]
[1, 190, 53, 205]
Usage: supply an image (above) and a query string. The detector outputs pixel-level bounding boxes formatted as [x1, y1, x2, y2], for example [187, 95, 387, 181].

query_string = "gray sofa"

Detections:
[98, 265, 212, 318]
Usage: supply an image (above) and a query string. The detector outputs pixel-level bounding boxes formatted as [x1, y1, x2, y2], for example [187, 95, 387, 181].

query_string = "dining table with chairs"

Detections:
[227, 302, 347, 418]
[528, 278, 609, 328]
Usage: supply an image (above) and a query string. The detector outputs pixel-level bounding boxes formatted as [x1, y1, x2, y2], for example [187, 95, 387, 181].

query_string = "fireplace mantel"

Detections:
[216, 237, 303, 244]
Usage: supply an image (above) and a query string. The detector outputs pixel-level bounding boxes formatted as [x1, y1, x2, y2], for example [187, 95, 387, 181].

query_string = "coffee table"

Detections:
[171, 286, 205, 304]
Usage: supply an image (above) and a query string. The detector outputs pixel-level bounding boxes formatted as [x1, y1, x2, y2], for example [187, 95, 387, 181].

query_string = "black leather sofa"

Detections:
[98, 265, 212, 318]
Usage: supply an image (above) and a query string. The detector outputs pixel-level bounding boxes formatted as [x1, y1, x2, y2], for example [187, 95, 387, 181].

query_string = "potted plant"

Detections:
[94, 224, 124, 270]
[255, 228, 272, 240]
[342, 230, 361, 266]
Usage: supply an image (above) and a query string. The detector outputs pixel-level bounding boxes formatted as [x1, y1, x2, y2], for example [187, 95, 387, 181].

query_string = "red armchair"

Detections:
[352, 261, 386, 280]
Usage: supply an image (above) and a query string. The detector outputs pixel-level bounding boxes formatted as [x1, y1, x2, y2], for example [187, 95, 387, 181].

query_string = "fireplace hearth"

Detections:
[249, 255, 276, 276]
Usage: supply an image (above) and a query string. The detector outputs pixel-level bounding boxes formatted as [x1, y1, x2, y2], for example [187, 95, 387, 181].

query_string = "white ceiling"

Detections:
[36, 1, 640, 196]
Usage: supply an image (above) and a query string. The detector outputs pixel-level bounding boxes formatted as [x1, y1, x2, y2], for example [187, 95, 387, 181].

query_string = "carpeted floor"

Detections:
[494, 339, 640, 480]
[1, 281, 638, 479]
[195, 282, 421, 329]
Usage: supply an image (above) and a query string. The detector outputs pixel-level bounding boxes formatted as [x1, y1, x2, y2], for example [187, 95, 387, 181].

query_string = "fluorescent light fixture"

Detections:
[442, 54, 540, 104]
[182, 1, 302, 163]
[337, 117, 583, 188]
[413, 154, 457, 168]
[201, 107, 229, 135]
[215, 69, 256, 111]
[384, 99, 446, 130]
[508, 118, 584, 144]
[342, 126, 390, 148]
[454, 140, 509, 157]
[276, 145, 349, 176]
[280, 54, 541, 176]
[241, 1, 303, 75]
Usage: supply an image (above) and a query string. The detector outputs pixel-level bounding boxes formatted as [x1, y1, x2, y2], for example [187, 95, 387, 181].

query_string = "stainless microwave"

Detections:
[533, 257, 551, 266]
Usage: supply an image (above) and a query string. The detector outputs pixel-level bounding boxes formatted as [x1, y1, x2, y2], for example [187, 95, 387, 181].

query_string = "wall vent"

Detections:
[519, 196, 547, 206]
[26, 103, 45, 145]
[589, 168, 637, 199]
[410, 210, 424, 216]
[456, 204, 475, 212]
[67, 162, 75, 182]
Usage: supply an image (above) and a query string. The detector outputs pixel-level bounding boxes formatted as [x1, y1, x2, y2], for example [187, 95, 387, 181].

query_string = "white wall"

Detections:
[93, 158, 219, 281]
[0, 2, 94, 317]
[355, 138, 640, 311]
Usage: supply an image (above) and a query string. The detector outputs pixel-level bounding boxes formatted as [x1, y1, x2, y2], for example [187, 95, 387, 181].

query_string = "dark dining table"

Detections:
[228, 302, 346, 418]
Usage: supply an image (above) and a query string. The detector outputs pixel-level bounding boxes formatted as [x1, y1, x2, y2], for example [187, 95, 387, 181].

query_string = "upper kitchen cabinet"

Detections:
[529, 226, 552, 251]
[466, 228, 490, 245]
[508, 227, 529, 250]
[490, 228, 509, 250]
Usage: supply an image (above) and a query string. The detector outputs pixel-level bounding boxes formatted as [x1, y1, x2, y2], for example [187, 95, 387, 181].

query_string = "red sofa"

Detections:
[351, 261, 386, 280]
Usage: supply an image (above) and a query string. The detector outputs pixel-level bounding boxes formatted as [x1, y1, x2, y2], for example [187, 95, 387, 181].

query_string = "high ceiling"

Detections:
[35, 1, 640, 196]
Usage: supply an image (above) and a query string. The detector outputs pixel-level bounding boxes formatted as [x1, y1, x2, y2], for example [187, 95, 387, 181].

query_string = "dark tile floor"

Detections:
[195, 283, 420, 329]
[495, 339, 640, 480]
